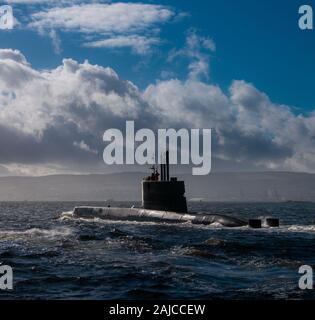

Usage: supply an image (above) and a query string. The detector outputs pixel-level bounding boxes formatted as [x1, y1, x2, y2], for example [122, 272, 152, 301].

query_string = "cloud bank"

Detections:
[1, 48, 315, 175]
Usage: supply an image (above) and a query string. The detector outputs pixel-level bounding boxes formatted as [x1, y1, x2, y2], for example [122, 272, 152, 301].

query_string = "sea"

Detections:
[0, 201, 315, 300]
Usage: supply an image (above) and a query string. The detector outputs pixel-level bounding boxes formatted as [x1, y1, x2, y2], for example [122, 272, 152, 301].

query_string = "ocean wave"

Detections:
[170, 245, 218, 260]
[230, 256, 303, 269]
[0, 227, 74, 241]
[205, 238, 228, 247]
[246, 224, 315, 235]
[59, 211, 75, 220]
[287, 225, 315, 233]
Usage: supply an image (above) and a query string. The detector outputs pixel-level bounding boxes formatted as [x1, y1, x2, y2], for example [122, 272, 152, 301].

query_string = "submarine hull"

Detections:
[73, 207, 247, 228]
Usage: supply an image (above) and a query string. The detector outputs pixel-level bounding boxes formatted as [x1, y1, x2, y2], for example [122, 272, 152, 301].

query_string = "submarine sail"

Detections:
[142, 151, 188, 213]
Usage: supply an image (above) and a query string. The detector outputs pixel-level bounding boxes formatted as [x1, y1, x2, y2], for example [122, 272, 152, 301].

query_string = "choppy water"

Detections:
[0, 201, 315, 300]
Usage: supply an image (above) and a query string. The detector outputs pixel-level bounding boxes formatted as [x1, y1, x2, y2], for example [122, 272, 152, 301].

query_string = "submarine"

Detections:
[73, 151, 252, 228]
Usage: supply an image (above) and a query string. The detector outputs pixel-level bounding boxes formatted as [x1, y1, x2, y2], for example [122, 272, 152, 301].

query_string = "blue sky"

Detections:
[0, 0, 315, 176]
[1, 0, 314, 110]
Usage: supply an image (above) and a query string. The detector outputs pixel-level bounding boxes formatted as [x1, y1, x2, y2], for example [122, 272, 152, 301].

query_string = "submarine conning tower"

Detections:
[142, 151, 188, 213]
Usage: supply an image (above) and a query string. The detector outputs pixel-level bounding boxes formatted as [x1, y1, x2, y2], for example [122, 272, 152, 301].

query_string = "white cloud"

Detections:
[0, 48, 28, 65]
[26, 2, 177, 55]
[73, 140, 98, 155]
[4, 0, 75, 3]
[29, 3, 175, 34]
[144, 79, 231, 128]
[49, 29, 61, 54]
[84, 35, 160, 55]
[169, 30, 216, 80]
[1, 48, 315, 174]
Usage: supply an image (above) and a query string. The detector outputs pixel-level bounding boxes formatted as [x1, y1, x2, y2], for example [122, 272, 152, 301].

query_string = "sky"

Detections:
[0, 0, 315, 176]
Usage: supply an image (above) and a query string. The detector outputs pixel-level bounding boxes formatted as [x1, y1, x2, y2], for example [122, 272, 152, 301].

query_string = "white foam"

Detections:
[59, 211, 75, 220]
[287, 225, 315, 233]
[0, 227, 74, 240]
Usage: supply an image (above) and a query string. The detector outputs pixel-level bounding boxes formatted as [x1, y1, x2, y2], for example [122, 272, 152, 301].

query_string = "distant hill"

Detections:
[0, 172, 314, 202]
